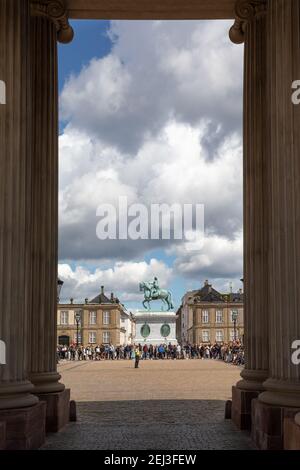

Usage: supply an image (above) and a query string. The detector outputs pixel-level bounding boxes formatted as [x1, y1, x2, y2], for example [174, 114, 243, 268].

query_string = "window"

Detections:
[103, 331, 110, 344]
[89, 311, 97, 325]
[60, 311, 69, 325]
[216, 330, 224, 342]
[103, 311, 110, 325]
[89, 332, 96, 344]
[230, 310, 239, 323]
[202, 330, 210, 342]
[216, 310, 223, 323]
[74, 332, 82, 344]
[202, 310, 209, 323]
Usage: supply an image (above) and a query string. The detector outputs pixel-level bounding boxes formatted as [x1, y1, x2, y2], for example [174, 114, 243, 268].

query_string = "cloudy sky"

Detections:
[58, 20, 244, 309]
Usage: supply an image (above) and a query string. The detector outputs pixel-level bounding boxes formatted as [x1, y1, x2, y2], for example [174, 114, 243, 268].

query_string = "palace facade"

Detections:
[177, 280, 244, 345]
[57, 286, 135, 347]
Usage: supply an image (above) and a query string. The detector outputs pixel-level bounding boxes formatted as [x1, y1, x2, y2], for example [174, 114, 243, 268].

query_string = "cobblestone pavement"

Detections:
[42, 360, 254, 450]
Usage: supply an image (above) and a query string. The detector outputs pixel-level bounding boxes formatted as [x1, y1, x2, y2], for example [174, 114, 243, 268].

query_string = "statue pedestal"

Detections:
[134, 311, 177, 345]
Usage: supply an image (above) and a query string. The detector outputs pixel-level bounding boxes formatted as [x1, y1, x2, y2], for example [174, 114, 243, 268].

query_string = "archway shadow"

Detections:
[42, 400, 254, 450]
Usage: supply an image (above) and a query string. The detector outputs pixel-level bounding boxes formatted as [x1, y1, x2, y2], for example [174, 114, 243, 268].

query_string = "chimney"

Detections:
[101, 286, 104, 295]
[111, 292, 114, 302]
[70, 298, 73, 304]
[208, 285, 212, 293]
[85, 298, 88, 304]
[204, 280, 209, 286]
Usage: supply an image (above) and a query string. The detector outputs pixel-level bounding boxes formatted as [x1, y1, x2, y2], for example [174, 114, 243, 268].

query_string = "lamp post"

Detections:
[75, 311, 81, 347]
[57, 278, 64, 302]
[232, 310, 238, 341]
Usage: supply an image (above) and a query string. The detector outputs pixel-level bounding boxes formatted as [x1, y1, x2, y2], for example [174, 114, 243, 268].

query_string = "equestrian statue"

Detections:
[139, 277, 174, 311]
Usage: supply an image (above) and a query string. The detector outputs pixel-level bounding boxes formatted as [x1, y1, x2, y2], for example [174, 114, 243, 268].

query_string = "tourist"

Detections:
[56, 341, 245, 366]
[134, 346, 141, 368]
[142, 344, 148, 360]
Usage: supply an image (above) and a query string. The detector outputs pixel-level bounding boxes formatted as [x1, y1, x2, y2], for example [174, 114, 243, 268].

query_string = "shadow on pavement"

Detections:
[42, 400, 254, 450]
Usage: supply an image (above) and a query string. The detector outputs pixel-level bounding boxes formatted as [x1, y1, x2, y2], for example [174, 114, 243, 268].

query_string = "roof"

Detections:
[182, 281, 244, 305]
[193, 283, 225, 303]
[89, 286, 119, 305]
[89, 292, 113, 304]
[228, 292, 244, 302]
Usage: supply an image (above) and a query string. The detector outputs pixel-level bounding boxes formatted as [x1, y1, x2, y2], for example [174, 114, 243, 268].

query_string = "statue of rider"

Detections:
[151, 277, 159, 299]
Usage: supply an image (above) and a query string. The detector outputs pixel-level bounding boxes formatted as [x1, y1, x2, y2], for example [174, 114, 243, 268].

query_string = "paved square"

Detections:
[43, 360, 254, 450]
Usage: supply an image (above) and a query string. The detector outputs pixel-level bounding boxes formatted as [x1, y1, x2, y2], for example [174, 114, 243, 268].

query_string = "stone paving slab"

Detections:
[43, 360, 254, 450]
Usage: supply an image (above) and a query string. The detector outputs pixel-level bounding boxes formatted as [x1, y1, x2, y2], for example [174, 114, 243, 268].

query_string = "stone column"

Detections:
[229, 0, 269, 430]
[0, 0, 46, 449]
[253, 0, 300, 450]
[28, 0, 73, 432]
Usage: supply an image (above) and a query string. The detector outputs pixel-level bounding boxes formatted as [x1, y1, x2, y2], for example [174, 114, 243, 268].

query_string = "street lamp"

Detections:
[75, 311, 81, 347]
[232, 310, 238, 341]
[57, 278, 64, 302]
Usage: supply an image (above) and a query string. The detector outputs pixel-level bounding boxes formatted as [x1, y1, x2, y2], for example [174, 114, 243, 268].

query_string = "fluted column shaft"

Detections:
[230, 0, 269, 392]
[28, 14, 64, 394]
[259, 0, 300, 407]
[0, 0, 38, 409]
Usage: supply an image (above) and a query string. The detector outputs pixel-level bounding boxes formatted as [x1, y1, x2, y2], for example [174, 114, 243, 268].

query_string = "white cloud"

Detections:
[59, 120, 242, 261]
[60, 20, 243, 154]
[61, 55, 131, 123]
[58, 258, 173, 303]
[58, 20, 243, 289]
[173, 232, 243, 279]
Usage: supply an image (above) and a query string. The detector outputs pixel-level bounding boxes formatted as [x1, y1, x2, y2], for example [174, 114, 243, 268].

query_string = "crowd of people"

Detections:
[57, 341, 244, 366]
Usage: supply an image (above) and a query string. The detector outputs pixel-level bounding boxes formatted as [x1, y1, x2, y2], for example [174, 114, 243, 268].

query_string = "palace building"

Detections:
[177, 281, 244, 345]
[57, 287, 135, 347]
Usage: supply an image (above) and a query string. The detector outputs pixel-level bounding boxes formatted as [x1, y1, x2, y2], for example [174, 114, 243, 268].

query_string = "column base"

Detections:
[0, 380, 39, 410]
[0, 402, 46, 450]
[231, 385, 259, 430]
[251, 398, 300, 450]
[29, 372, 65, 394]
[36, 388, 70, 432]
[0, 421, 6, 450]
[284, 417, 300, 450]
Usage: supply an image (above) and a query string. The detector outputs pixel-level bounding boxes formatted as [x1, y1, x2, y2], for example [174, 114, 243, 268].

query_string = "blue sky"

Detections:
[59, 21, 112, 92]
[57, 20, 244, 310]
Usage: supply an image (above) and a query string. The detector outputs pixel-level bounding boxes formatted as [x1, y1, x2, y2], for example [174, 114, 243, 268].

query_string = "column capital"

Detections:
[31, 0, 74, 44]
[229, 0, 267, 44]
